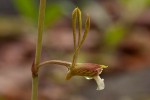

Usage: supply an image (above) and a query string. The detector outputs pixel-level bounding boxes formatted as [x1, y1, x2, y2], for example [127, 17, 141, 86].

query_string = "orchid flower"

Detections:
[65, 7, 108, 90]
[38, 7, 108, 91]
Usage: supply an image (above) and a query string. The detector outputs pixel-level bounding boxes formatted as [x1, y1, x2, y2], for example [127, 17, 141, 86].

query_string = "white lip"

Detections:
[93, 76, 105, 90]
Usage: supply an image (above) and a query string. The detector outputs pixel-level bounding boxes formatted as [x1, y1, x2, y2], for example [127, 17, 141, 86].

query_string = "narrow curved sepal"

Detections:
[77, 7, 82, 45]
[72, 7, 78, 50]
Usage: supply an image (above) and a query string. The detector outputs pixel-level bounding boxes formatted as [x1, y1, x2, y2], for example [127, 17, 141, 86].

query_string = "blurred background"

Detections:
[0, 0, 150, 100]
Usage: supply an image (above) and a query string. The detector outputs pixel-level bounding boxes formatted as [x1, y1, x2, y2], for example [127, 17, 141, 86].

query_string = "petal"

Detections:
[84, 76, 93, 80]
[72, 63, 103, 77]
[93, 76, 105, 90]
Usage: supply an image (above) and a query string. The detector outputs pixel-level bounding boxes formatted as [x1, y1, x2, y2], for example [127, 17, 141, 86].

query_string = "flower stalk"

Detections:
[34, 0, 46, 67]
[32, 75, 39, 100]
[38, 60, 71, 69]
[31, 0, 46, 100]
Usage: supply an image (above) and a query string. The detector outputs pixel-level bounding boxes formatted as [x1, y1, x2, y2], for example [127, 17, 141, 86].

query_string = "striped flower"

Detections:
[66, 63, 108, 90]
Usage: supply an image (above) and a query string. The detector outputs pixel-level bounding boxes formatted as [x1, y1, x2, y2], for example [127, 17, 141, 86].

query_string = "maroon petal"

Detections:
[71, 63, 103, 77]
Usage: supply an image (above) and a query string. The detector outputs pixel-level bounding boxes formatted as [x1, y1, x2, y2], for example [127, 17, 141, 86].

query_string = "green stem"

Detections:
[31, 60, 71, 100]
[32, 0, 46, 100]
[32, 76, 38, 100]
[35, 0, 46, 66]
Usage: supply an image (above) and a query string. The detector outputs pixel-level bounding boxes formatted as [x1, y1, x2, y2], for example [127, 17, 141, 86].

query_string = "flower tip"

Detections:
[75, 7, 78, 10]
[76, 7, 80, 10]
[100, 65, 108, 69]
[72, 8, 78, 14]
[74, 7, 80, 12]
